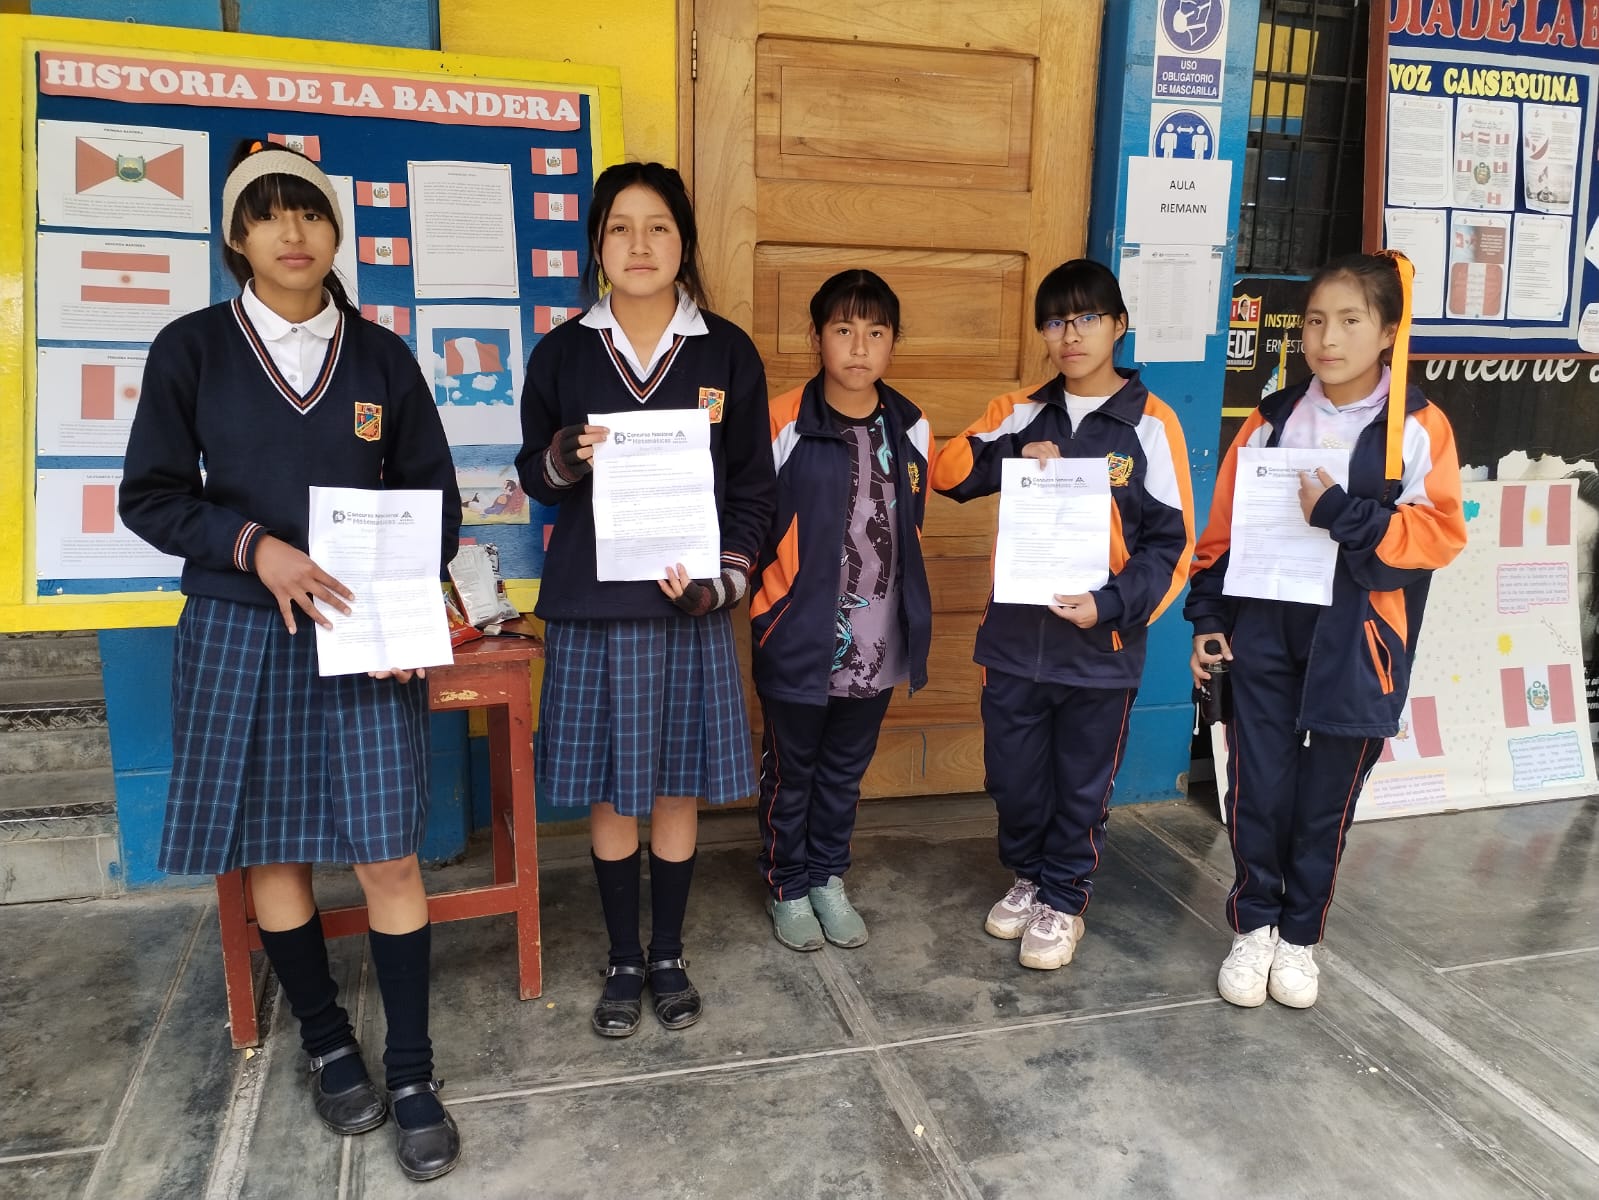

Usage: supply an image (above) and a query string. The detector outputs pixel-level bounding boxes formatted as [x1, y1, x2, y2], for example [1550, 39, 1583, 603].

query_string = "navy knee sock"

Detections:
[368, 924, 444, 1129]
[258, 911, 365, 1093]
[592, 850, 645, 1002]
[647, 849, 697, 993]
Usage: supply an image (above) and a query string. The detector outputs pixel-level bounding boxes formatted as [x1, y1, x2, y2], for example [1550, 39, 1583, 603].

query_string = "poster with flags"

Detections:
[36, 232, 211, 341]
[530, 147, 577, 175]
[35, 347, 147, 456]
[33, 469, 184, 581]
[37, 120, 210, 233]
[1500, 664, 1578, 727]
[531, 249, 578, 278]
[1499, 481, 1572, 548]
[361, 305, 412, 336]
[415, 305, 524, 445]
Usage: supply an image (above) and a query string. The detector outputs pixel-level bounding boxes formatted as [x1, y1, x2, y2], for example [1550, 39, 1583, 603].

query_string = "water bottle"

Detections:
[1198, 637, 1228, 725]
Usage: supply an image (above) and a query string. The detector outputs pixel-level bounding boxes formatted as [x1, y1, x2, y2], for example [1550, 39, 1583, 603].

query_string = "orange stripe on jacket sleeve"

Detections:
[1146, 398, 1197, 623]
[1193, 410, 1267, 575]
[929, 390, 1026, 493]
[1374, 406, 1467, 572]
[751, 514, 799, 621]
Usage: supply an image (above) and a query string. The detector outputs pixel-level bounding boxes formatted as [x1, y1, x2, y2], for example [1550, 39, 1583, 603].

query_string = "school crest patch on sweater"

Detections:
[354, 402, 382, 442]
[699, 387, 726, 423]
[1106, 452, 1134, 487]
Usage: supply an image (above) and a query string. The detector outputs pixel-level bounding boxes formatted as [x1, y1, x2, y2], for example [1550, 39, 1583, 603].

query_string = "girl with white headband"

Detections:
[120, 139, 462, 1181]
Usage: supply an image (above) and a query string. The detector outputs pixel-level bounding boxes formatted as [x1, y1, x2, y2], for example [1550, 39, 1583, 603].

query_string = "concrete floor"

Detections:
[2, 792, 1596, 1199]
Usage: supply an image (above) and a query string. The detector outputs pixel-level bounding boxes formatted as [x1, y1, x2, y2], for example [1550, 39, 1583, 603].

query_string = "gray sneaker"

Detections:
[767, 895, 824, 951]
[809, 876, 868, 948]
[1017, 903, 1085, 970]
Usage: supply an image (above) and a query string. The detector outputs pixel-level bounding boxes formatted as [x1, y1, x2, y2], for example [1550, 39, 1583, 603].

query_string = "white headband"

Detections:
[221, 147, 343, 243]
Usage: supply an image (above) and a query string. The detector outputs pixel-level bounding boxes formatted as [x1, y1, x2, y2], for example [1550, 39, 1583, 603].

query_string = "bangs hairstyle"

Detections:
[808, 269, 902, 339]
[220, 139, 357, 315]
[1033, 258, 1128, 328]
[583, 161, 708, 307]
[1305, 253, 1405, 331]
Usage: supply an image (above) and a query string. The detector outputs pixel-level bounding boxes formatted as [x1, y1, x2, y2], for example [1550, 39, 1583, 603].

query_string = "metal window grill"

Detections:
[1240, 0, 1368, 273]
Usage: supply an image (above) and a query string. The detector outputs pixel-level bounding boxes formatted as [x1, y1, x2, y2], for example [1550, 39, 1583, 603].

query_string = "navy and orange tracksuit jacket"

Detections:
[1184, 380, 1467, 737]
[932, 370, 1195, 688]
[750, 376, 934, 704]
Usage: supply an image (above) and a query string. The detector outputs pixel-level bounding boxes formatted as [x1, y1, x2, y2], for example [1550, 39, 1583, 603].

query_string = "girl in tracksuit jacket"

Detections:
[933, 259, 1195, 972]
[1187, 251, 1466, 1010]
[751, 270, 934, 952]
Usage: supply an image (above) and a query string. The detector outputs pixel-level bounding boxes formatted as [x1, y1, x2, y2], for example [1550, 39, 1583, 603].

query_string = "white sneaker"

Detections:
[1017, 904, 1085, 970]
[984, 876, 1039, 939]
[1268, 939, 1320, 1008]
[1217, 925, 1278, 1007]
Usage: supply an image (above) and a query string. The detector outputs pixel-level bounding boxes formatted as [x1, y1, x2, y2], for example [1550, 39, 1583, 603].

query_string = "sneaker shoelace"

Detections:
[1002, 879, 1038, 910]
[1225, 930, 1276, 971]
[1276, 942, 1317, 976]
[1027, 905, 1067, 940]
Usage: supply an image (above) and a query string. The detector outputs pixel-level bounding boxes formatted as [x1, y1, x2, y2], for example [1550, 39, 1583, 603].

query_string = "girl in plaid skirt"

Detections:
[516, 163, 776, 1039]
[120, 140, 463, 1181]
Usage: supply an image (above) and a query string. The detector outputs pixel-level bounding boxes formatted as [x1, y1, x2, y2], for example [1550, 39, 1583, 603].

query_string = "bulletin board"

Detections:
[1366, 2, 1599, 356]
[0, 15, 622, 632]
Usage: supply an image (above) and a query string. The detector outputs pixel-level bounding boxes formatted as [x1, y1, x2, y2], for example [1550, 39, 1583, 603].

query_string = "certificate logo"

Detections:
[1106, 452, 1135, 487]
[354, 402, 382, 442]
[698, 387, 726, 423]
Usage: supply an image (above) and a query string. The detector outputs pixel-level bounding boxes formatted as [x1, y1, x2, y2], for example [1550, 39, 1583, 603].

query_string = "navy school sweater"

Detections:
[119, 298, 462, 608]
[514, 311, 777, 620]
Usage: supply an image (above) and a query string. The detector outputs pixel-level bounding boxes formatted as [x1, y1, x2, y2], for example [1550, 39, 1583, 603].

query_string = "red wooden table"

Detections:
[214, 631, 544, 1048]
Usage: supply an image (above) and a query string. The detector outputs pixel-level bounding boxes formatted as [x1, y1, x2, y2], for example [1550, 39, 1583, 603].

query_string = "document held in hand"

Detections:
[590, 408, 720, 582]
[993, 457, 1112, 606]
[308, 487, 453, 677]
[1222, 447, 1352, 607]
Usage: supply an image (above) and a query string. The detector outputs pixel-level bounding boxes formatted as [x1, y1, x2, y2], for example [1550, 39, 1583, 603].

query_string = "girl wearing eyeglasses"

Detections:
[931, 258, 1195, 972]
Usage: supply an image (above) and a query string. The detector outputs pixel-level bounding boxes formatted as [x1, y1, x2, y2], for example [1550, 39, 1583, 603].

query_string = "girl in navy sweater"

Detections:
[750, 270, 933, 951]
[120, 140, 462, 1181]
[516, 163, 776, 1038]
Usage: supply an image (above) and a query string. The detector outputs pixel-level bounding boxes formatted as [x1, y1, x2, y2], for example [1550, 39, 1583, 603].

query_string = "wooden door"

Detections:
[693, 0, 1104, 797]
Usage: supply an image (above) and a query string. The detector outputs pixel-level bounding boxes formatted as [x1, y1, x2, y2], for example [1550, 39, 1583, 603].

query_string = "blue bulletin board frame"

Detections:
[1368, 2, 1599, 356]
[0, 15, 622, 631]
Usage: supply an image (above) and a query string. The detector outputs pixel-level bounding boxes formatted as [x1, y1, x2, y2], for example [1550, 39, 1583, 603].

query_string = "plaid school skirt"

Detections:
[537, 613, 756, 816]
[159, 596, 431, 876]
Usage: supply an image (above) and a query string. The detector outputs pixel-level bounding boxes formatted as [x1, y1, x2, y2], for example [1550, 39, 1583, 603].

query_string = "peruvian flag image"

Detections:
[268, 133, 321, 159]
[531, 148, 577, 175]
[80, 362, 143, 421]
[80, 250, 171, 305]
[534, 306, 581, 333]
[81, 484, 117, 535]
[1500, 482, 1572, 548]
[76, 137, 184, 198]
[358, 237, 411, 266]
[1501, 664, 1578, 728]
[356, 181, 408, 207]
[361, 305, 411, 336]
[1379, 696, 1444, 763]
[534, 193, 578, 222]
[532, 249, 578, 278]
[443, 337, 504, 376]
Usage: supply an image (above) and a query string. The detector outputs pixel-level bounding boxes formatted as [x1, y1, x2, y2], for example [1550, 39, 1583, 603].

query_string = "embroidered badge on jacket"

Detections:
[907, 462, 921, 494]
[698, 387, 726, 423]
[1106, 451, 1134, 487]
[354, 402, 382, 442]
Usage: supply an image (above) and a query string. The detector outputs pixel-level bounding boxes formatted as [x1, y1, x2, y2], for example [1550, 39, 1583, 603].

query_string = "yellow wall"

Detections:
[441, 0, 675, 166]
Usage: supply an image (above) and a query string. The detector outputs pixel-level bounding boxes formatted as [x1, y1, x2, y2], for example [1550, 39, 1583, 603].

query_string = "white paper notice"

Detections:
[415, 304, 525, 445]
[36, 468, 184, 580]
[1586, 218, 1599, 270]
[1507, 213, 1571, 322]
[590, 408, 719, 581]
[307, 487, 452, 677]
[1451, 100, 1517, 211]
[36, 233, 211, 342]
[1522, 104, 1579, 215]
[1384, 208, 1448, 319]
[1123, 157, 1233, 246]
[1134, 245, 1216, 362]
[1386, 93, 1453, 207]
[37, 120, 211, 232]
[1446, 211, 1510, 320]
[993, 458, 1111, 606]
[1223, 447, 1351, 606]
[407, 161, 520, 299]
[1579, 304, 1599, 354]
[1119, 245, 1142, 329]
[35, 347, 147, 456]
[326, 174, 360, 304]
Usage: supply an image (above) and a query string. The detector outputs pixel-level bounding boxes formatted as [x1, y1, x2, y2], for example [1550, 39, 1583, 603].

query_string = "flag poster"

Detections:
[414, 304, 525, 445]
[34, 347, 147, 456]
[33, 468, 184, 581]
[35, 232, 211, 342]
[36, 120, 210, 233]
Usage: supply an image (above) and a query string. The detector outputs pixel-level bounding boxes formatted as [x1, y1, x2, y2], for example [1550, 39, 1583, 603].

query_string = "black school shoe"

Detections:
[591, 964, 646, 1038]
[646, 958, 703, 1030]
[390, 1081, 461, 1182]
[308, 1044, 387, 1135]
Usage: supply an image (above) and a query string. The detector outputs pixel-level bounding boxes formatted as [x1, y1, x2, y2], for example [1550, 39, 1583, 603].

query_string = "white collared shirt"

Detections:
[580, 288, 708, 381]
[239, 282, 340, 395]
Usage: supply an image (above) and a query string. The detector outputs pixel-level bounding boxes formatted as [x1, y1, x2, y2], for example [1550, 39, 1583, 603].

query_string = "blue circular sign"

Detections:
[1152, 109, 1217, 159]
[1161, 0, 1225, 55]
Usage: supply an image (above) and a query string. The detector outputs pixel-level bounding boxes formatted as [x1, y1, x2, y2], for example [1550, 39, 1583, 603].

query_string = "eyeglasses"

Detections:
[1039, 313, 1114, 340]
